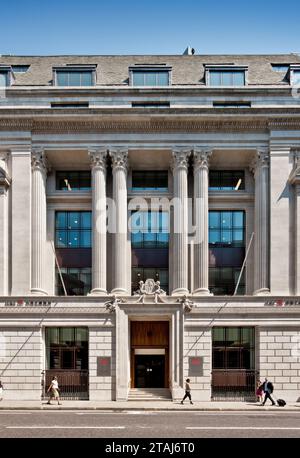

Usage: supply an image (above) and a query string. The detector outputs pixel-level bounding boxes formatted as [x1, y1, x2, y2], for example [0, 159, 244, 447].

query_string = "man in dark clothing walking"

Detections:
[181, 378, 193, 405]
[261, 378, 276, 406]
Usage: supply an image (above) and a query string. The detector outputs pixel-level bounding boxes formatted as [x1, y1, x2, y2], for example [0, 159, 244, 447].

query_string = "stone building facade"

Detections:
[0, 53, 300, 401]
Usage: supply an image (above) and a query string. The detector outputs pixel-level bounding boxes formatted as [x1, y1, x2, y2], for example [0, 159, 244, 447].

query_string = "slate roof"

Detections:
[0, 54, 300, 86]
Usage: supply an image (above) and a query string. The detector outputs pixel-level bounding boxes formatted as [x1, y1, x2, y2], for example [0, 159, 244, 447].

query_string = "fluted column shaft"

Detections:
[171, 150, 190, 295]
[296, 183, 300, 295]
[31, 151, 48, 295]
[252, 151, 270, 295]
[193, 150, 211, 295]
[110, 149, 128, 295]
[89, 150, 107, 294]
[0, 153, 10, 295]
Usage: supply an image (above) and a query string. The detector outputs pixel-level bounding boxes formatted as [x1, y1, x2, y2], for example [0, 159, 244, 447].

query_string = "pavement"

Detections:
[0, 399, 300, 411]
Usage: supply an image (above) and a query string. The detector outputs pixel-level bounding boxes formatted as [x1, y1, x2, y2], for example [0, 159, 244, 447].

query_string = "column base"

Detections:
[192, 288, 213, 296]
[30, 288, 48, 296]
[111, 288, 128, 296]
[253, 288, 270, 296]
[171, 287, 189, 296]
[88, 288, 107, 296]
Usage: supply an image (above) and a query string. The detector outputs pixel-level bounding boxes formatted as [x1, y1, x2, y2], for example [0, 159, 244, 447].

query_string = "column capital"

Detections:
[31, 149, 49, 176]
[89, 149, 107, 173]
[192, 148, 212, 171]
[171, 148, 191, 173]
[0, 167, 11, 191]
[250, 149, 270, 175]
[109, 148, 128, 173]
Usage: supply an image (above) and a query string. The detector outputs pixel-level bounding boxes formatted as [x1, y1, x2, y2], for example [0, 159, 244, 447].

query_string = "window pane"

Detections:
[68, 230, 80, 247]
[157, 233, 169, 246]
[209, 171, 220, 190]
[47, 328, 59, 345]
[56, 72, 68, 86]
[233, 212, 244, 228]
[209, 212, 219, 228]
[221, 230, 232, 244]
[213, 328, 225, 343]
[210, 72, 221, 85]
[221, 212, 232, 229]
[81, 230, 91, 247]
[222, 72, 232, 86]
[56, 212, 67, 229]
[68, 212, 80, 229]
[56, 230, 67, 247]
[233, 71, 245, 86]
[145, 72, 157, 86]
[60, 328, 75, 345]
[209, 229, 220, 244]
[81, 212, 91, 229]
[80, 72, 93, 86]
[157, 72, 169, 85]
[79, 172, 91, 190]
[233, 230, 244, 245]
[226, 328, 240, 345]
[69, 72, 81, 86]
[294, 71, 300, 85]
[132, 72, 144, 85]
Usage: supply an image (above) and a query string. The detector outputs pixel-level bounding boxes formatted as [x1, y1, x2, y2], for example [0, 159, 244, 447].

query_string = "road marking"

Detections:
[0, 413, 31, 415]
[187, 426, 300, 430]
[6, 426, 125, 430]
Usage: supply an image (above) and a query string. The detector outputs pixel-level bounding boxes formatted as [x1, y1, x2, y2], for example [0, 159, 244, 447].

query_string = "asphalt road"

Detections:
[0, 410, 300, 438]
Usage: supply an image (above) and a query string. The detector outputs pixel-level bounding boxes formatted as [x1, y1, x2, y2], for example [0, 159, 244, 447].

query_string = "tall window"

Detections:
[208, 70, 245, 86]
[209, 211, 245, 295]
[46, 327, 88, 370]
[209, 171, 245, 191]
[131, 71, 169, 86]
[132, 171, 168, 191]
[56, 172, 91, 191]
[212, 327, 255, 370]
[131, 211, 169, 248]
[131, 211, 169, 293]
[55, 70, 94, 86]
[55, 211, 92, 295]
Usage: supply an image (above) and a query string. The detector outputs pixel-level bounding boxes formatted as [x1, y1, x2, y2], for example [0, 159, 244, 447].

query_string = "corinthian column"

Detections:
[193, 148, 212, 295]
[31, 150, 48, 295]
[110, 148, 128, 295]
[0, 152, 10, 295]
[89, 149, 107, 295]
[250, 150, 270, 295]
[171, 149, 190, 295]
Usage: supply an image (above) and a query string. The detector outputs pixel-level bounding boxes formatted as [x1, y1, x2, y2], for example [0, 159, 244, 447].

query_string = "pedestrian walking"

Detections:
[47, 376, 62, 405]
[181, 378, 193, 405]
[256, 379, 263, 403]
[261, 378, 276, 406]
[0, 381, 3, 401]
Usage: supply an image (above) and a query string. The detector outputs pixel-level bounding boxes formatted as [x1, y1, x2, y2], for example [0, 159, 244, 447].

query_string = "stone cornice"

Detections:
[0, 116, 300, 133]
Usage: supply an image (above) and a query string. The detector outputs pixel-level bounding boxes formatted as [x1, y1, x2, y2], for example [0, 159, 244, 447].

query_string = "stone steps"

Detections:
[128, 388, 172, 401]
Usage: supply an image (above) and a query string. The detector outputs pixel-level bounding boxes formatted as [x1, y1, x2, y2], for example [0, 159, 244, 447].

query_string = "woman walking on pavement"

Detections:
[47, 376, 62, 405]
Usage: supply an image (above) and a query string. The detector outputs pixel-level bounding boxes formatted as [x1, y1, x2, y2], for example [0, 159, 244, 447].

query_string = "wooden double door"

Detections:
[130, 321, 169, 388]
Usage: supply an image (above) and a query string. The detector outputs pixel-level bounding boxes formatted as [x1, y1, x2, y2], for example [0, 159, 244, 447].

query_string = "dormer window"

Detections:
[130, 66, 171, 86]
[53, 66, 96, 86]
[205, 65, 247, 86]
[0, 66, 13, 87]
[290, 65, 300, 86]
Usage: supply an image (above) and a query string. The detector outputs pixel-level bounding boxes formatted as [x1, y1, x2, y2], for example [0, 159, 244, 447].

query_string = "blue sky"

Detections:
[1, 0, 299, 55]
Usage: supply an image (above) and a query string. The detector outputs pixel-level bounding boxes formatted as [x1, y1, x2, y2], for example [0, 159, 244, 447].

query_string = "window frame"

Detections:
[209, 170, 245, 191]
[0, 66, 13, 87]
[55, 211, 92, 248]
[53, 66, 96, 87]
[205, 65, 248, 87]
[56, 171, 91, 191]
[129, 66, 172, 87]
[290, 65, 300, 86]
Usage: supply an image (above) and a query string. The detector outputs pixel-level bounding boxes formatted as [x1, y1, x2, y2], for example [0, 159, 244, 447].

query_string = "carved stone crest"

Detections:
[177, 295, 194, 313]
[133, 279, 166, 304]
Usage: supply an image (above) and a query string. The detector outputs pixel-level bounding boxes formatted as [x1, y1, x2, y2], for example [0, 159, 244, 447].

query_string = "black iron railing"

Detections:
[42, 369, 89, 400]
[211, 369, 258, 401]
